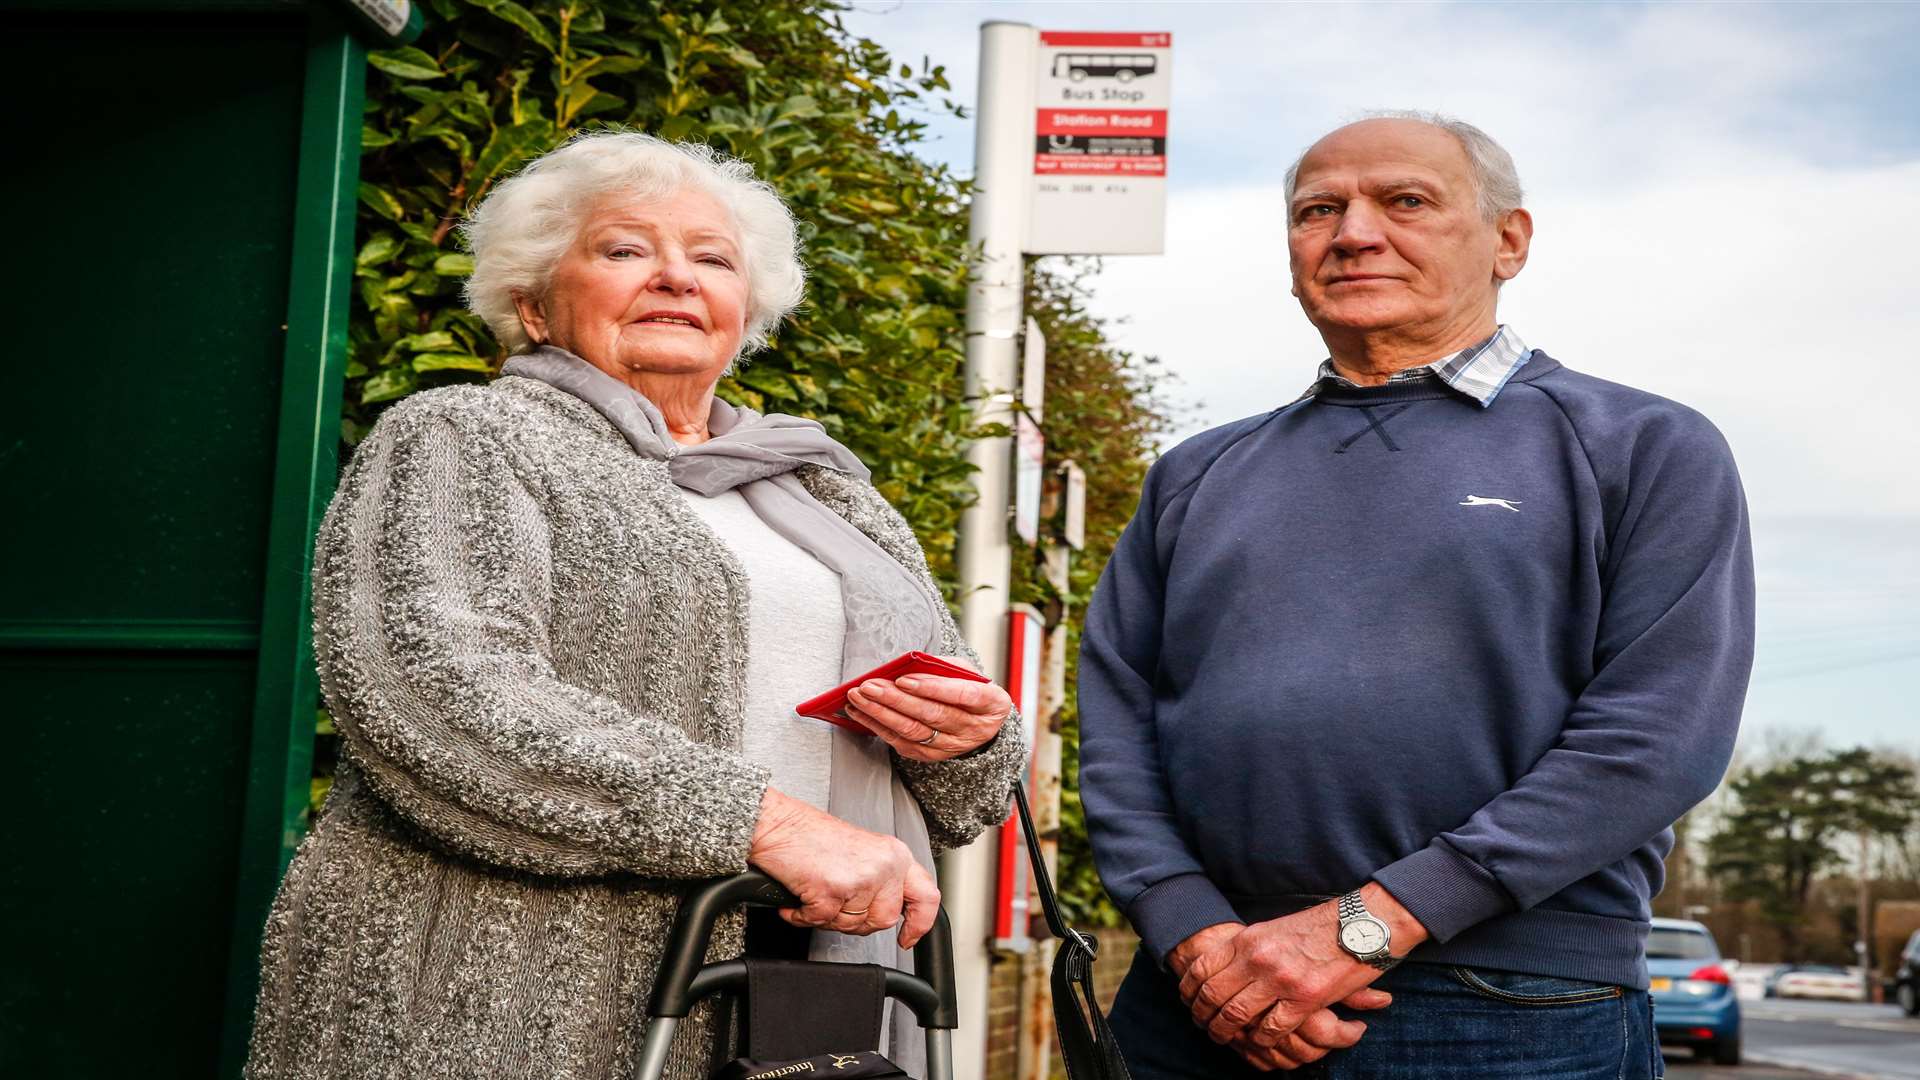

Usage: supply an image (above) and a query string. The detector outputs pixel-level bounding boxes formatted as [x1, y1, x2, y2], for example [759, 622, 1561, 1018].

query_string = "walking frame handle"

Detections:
[645, 870, 958, 1030]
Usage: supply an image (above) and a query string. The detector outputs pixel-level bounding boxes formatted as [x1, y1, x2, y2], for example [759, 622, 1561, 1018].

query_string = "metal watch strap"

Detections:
[1337, 891, 1400, 971]
[1337, 892, 1367, 923]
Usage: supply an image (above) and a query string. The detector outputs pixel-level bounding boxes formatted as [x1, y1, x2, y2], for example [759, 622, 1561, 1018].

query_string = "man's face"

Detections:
[1287, 119, 1523, 343]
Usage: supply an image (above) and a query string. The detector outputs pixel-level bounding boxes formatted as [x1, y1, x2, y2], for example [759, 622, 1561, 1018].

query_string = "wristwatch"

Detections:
[1336, 891, 1400, 971]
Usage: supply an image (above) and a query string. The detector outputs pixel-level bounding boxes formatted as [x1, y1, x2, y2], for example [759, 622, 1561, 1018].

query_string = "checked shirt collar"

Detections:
[1294, 324, 1532, 409]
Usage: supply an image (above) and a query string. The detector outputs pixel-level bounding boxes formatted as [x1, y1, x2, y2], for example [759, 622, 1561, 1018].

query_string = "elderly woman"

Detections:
[244, 132, 1027, 1080]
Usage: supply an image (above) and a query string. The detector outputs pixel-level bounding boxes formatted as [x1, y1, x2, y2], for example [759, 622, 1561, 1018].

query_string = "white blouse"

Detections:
[678, 487, 845, 810]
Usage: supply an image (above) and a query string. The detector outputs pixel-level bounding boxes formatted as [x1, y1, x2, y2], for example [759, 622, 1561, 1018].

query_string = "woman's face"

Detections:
[516, 188, 749, 385]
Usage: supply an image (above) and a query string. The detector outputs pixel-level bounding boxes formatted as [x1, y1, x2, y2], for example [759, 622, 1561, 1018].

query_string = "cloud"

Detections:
[1512, 160, 1920, 518]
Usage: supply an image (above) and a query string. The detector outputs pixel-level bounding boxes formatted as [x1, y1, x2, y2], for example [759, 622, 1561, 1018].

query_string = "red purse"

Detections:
[793, 651, 990, 734]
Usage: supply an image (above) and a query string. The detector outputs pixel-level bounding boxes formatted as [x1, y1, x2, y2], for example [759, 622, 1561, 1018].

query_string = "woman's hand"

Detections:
[844, 655, 1013, 762]
[748, 788, 941, 947]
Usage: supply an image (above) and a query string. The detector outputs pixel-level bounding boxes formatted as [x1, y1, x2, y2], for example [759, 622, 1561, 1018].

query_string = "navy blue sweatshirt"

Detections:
[1078, 354, 1754, 989]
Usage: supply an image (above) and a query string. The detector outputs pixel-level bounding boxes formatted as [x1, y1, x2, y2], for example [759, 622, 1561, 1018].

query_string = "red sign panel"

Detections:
[993, 607, 1044, 948]
[1035, 108, 1168, 137]
[1039, 31, 1171, 48]
[1034, 157, 1168, 176]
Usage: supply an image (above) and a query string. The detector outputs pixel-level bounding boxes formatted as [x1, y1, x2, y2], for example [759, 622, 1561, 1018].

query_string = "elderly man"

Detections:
[1078, 112, 1754, 1078]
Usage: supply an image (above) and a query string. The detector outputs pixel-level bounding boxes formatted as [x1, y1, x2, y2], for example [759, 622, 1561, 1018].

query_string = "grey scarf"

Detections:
[502, 347, 939, 1068]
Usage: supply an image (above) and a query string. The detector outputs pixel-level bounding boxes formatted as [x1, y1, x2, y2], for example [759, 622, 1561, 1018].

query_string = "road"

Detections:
[1665, 999, 1920, 1080]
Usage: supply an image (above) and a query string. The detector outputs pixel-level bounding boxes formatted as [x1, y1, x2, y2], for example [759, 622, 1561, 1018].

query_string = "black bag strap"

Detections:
[1014, 783, 1133, 1080]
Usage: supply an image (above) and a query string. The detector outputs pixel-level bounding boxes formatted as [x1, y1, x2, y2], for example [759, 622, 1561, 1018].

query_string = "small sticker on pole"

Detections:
[345, 0, 411, 35]
[1014, 415, 1045, 546]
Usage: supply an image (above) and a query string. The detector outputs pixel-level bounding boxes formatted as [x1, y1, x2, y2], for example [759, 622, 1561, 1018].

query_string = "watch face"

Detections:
[1341, 917, 1388, 955]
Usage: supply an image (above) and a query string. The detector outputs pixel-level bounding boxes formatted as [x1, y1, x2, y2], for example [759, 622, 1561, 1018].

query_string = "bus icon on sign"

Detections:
[1053, 53, 1158, 82]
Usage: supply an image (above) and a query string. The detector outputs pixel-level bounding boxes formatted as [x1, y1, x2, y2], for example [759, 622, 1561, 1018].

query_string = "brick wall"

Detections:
[986, 950, 1022, 1080]
[1088, 928, 1138, 1013]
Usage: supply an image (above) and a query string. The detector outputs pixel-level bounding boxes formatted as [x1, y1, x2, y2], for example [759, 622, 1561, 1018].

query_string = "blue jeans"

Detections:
[1108, 948, 1661, 1079]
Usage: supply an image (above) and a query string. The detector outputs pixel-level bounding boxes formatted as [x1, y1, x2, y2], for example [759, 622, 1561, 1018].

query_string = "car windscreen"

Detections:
[1647, 928, 1717, 960]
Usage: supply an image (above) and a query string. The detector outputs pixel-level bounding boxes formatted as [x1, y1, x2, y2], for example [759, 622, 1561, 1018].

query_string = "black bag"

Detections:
[1015, 783, 1133, 1080]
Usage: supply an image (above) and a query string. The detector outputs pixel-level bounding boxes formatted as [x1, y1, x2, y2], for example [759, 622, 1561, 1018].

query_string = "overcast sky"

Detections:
[843, 0, 1920, 753]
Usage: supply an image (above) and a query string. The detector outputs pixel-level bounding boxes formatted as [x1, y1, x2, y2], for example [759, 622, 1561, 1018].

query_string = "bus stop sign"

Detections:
[1026, 31, 1172, 256]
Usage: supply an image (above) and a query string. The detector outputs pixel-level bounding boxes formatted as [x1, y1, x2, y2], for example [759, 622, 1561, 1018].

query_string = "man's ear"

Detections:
[1493, 208, 1533, 284]
[512, 291, 549, 344]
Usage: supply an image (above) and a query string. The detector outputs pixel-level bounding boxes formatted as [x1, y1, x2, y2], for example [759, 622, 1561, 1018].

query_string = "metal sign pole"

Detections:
[947, 19, 1036, 1080]
[956, 19, 1034, 675]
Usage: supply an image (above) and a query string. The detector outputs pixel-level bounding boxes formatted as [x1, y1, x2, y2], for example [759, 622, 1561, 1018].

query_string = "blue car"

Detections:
[1648, 917, 1741, 1065]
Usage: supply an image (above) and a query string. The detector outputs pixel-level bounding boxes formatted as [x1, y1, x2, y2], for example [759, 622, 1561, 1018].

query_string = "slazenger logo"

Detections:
[1459, 495, 1521, 512]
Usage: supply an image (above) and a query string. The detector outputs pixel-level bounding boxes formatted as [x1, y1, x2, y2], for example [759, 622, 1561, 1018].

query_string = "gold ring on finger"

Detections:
[840, 906, 871, 916]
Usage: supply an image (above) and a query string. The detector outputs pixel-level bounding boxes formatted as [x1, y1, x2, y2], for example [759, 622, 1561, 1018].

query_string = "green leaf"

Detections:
[369, 46, 444, 81]
[356, 233, 401, 267]
[360, 367, 418, 403]
[590, 56, 652, 75]
[579, 91, 627, 118]
[432, 253, 476, 277]
[471, 119, 552, 189]
[775, 94, 821, 121]
[395, 330, 457, 352]
[357, 182, 406, 222]
[556, 86, 602, 128]
[570, 5, 605, 33]
[735, 368, 797, 400]
[473, 0, 557, 53]
[411, 352, 492, 373]
[656, 114, 698, 142]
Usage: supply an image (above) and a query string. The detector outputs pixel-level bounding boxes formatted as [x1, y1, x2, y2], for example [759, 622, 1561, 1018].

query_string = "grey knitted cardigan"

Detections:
[244, 376, 1027, 1080]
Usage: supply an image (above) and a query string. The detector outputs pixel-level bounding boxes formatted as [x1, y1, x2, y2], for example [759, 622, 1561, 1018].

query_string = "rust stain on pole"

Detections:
[1017, 937, 1058, 1080]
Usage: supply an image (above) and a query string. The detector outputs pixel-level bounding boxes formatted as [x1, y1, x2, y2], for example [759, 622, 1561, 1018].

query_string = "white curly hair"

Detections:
[462, 130, 806, 358]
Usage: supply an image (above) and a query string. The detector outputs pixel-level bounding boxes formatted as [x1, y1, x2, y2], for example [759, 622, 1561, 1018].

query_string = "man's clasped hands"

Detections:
[1165, 883, 1429, 1072]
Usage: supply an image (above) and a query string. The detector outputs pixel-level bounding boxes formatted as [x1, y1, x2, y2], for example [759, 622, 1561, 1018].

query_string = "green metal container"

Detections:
[0, 3, 416, 1074]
